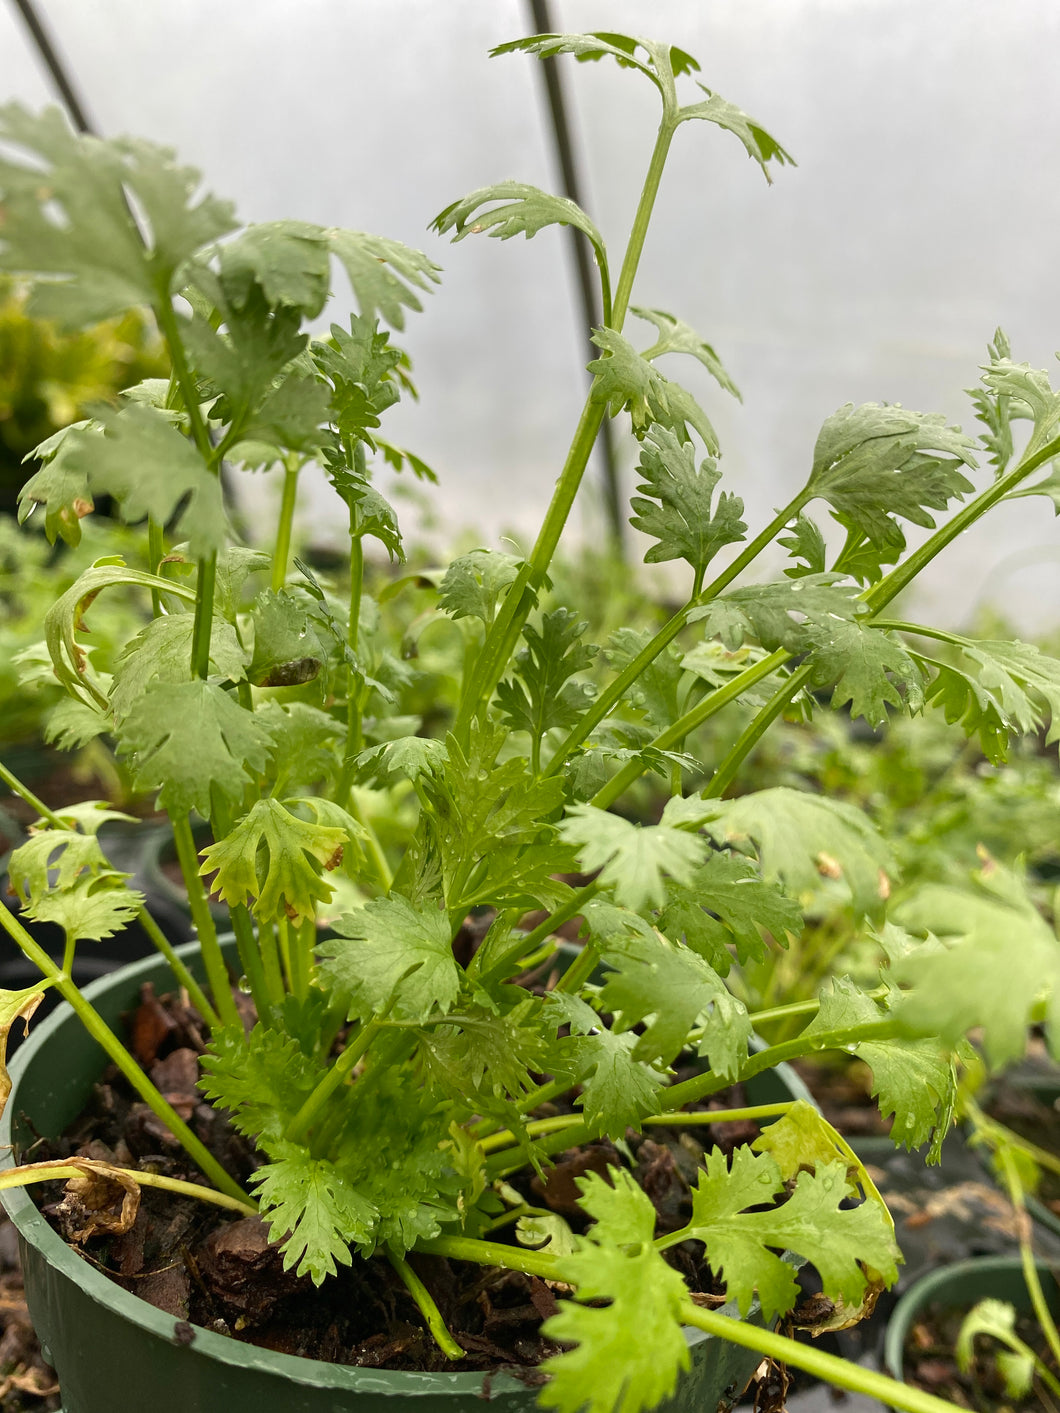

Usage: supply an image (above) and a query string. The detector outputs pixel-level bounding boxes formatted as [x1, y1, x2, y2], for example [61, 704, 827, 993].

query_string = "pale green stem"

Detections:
[147, 519, 166, 617]
[0, 760, 63, 827]
[284, 1017, 383, 1143]
[135, 907, 219, 1029]
[706, 661, 812, 800]
[0, 902, 249, 1205]
[0, 1160, 256, 1218]
[746, 998, 823, 1028]
[479, 1102, 795, 1157]
[472, 882, 600, 982]
[415, 1234, 561, 1282]
[386, 1247, 464, 1360]
[996, 1143, 1060, 1384]
[171, 816, 241, 1030]
[271, 456, 301, 593]
[679, 1302, 970, 1413]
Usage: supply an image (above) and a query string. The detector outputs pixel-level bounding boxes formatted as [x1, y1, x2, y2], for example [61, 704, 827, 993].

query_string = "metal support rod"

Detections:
[525, 0, 625, 555]
[9, 0, 96, 134]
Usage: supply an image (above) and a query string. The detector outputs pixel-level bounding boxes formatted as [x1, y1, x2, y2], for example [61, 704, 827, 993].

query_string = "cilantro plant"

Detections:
[2, 32, 1060, 1413]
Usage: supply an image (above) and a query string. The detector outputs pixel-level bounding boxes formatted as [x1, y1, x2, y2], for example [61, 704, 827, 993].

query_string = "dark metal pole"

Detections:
[9, 0, 97, 134]
[525, 0, 625, 555]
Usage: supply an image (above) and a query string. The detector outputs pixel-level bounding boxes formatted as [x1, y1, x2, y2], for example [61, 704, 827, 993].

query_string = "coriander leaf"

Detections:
[218, 219, 331, 316]
[966, 331, 1017, 475]
[17, 420, 95, 545]
[598, 932, 750, 1078]
[497, 609, 597, 744]
[417, 998, 552, 1106]
[0, 104, 236, 325]
[687, 1147, 899, 1320]
[431, 182, 606, 267]
[657, 852, 802, 974]
[492, 33, 662, 87]
[588, 335, 715, 447]
[915, 635, 1060, 765]
[629, 424, 746, 574]
[698, 787, 894, 919]
[182, 288, 307, 424]
[805, 619, 925, 729]
[677, 88, 795, 182]
[316, 896, 462, 1023]
[630, 306, 740, 397]
[22, 870, 143, 943]
[355, 735, 449, 787]
[803, 979, 956, 1158]
[199, 1022, 323, 1149]
[331, 477, 403, 562]
[236, 370, 331, 456]
[326, 230, 439, 331]
[691, 574, 862, 654]
[212, 546, 271, 620]
[438, 549, 522, 625]
[541, 1168, 691, 1413]
[109, 613, 246, 722]
[247, 589, 324, 688]
[117, 679, 273, 819]
[778, 513, 827, 578]
[314, 314, 402, 453]
[806, 403, 977, 550]
[252, 1152, 376, 1285]
[44, 696, 108, 750]
[557, 803, 708, 911]
[62, 404, 226, 557]
[255, 701, 342, 796]
[978, 355, 1060, 459]
[546, 992, 667, 1139]
[893, 862, 1060, 1070]
[605, 629, 685, 734]
[199, 797, 350, 924]
[7, 829, 107, 900]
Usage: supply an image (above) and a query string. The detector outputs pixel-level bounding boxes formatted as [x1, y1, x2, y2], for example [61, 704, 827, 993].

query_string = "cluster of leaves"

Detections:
[5, 29, 1060, 1413]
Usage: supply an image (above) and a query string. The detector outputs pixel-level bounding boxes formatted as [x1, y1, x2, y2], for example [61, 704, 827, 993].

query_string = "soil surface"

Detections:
[22, 981, 782, 1383]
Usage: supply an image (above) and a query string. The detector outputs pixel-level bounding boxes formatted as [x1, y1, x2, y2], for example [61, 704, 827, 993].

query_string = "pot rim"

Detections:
[0, 941, 741, 1397]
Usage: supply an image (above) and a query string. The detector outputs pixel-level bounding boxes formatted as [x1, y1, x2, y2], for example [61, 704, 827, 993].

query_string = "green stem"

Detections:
[473, 883, 599, 982]
[147, 518, 165, 616]
[171, 816, 240, 1030]
[271, 456, 301, 593]
[230, 902, 278, 1020]
[553, 939, 599, 994]
[190, 550, 217, 680]
[0, 1160, 256, 1218]
[386, 1248, 464, 1361]
[996, 1145, 1060, 1386]
[0, 760, 64, 827]
[284, 1017, 383, 1143]
[589, 649, 788, 811]
[706, 661, 811, 800]
[415, 1234, 561, 1282]
[679, 1302, 969, 1413]
[746, 998, 823, 1029]
[609, 121, 675, 331]
[0, 903, 250, 1205]
[135, 907, 219, 1029]
[479, 1102, 794, 1158]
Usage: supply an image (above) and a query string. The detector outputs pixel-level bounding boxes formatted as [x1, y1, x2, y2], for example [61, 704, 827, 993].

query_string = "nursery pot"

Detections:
[883, 1254, 1060, 1408]
[0, 943, 777, 1413]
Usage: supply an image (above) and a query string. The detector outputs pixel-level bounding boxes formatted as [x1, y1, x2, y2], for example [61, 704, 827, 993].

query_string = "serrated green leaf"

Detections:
[677, 87, 795, 183]
[418, 998, 551, 1106]
[657, 851, 802, 975]
[236, 370, 331, 456]
[557, 803, 707, 912]
[492, 32, 664, 87]
[698, 787, 894, 918]
[326, 230, 439, 331]
[629, 424, 746, 574]
[183, 287, 307, 427]
[687, 1147, 899, 1320]
[317, 896, 461, 1024]
[805, 618, 925, 728]
[7, 829, 107, 901]
[217, 219, 331, 316]
[199, 1021, 324, 1148]
[979, 356, 1060, 459]
[438, 549, 522, 625]
[432, 181, 605, 260]
[17, 420, 95, 545]
[0, 104, 236, 324]
[118, 679, 273, 819]
[692, 573, 862, 654]
[248, 589, 324, 688]
[630, 306, 740, 397]
[806, 403, 976, 549]
[44, 695, 108, 750]
[588, 336, 715, 448]
[256, 701, 342, 796]
[62, 404, 227, 557]
[546, 992, 667, 1139]
[252, 1153, 376, 1285]
[541, 1168, 691, 1413]
[23, 870, 143, 942]
[199, 797, 350, 924]
[109, 613, 246, 722]
[497, 609, 597, 744]
[355, 735, 449, 787]
[778, 513, 827, 578]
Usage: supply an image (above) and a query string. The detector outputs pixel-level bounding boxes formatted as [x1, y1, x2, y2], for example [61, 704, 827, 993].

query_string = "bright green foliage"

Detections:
[118, 679, 274, 819]
[806, 618, 925, 728]
[432, 183, 606, 267]
[656, 851, 802, 974]
[199, 797, 352, 923]
[7, 812, 144, 943]
[199, 1022, 323, 1149]
[915, 634, 1060, 764]
[955, 1300, 1035, 1399]
[966, 331, 1017, 475]
[438, 549, 522, 625]
[693, 573, 862, 654]
[0, 104, 236, 325]
[317, 896, 462, 1023]
[605, 628, 684, 733]
[183, 287, 306, 424]
[17, 421, 95, 545]
[804, 979, 956, 1158]
[779, 513, 827, 577]
[355, 735, 449, 787]
[541, 1170, 692, 1413]
[546, 992, 667, 1138]
[588, 332, 716, 448]
[417, 998, 552, 1109]
[629, 425, 746, 575]
[697, 787, 894, 918]
[109, 614, 246, 722]
[598, 932, 751, 1079]
[253, 1154, 376, 1284]
[558, 803, 707, 911]
[979, 355, 1060, 459]
[217, 219, 332, 318]
[257, 702, 343, 796]
[497, 609, 597, 745]
[676, 88, 795, 181]
[631, 307, 740, 397]
[8, 828, 107, 899]
[21, 870, 143, 942]
[687, 1146, 899, 1320]
[326, 230, 440, 331]
[806, 403, 976, 550]
[492, 32, 700, 93]
[893, 862, 1060, 1069]
[247, 589, 324, 688]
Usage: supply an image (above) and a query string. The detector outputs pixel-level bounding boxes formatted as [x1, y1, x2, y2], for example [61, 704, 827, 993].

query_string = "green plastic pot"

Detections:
[883, 1255, 1060, 1408]
[0, 943, 779, 1413]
